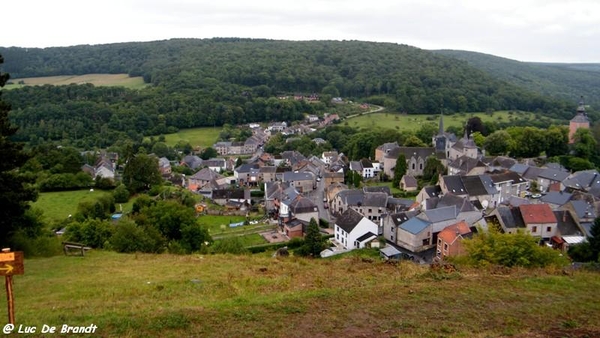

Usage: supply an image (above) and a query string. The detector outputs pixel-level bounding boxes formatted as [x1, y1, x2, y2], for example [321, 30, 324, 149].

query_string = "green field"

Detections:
[4, 74, 147, 90]
[345, 111, 564, 132]
[162, 127, 222, 148]
[32, 190, 135, 222]
[7, 251, 600, 337]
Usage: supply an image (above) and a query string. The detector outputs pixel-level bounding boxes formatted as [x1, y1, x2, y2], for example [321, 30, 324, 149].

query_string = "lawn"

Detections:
[6, 251, 600, 337]
[161, 127, 222, 148]
[5, 74, 147, 90]
[32, 190, 137, 222]
[345, 111, 564, 132]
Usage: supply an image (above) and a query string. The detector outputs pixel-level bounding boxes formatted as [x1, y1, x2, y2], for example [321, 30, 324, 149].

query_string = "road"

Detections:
[344, 104, 385, 119]
[307, 175, 333, 226]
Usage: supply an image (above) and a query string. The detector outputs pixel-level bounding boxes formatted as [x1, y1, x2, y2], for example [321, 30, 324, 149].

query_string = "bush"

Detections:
[211, 237, 249, 254]
[113, 184, 130, 203]
[8, 230, 63, 257]
[64, 219, 114, 249]
[111, 219, 166, 253]
[463, 227, 569, 268]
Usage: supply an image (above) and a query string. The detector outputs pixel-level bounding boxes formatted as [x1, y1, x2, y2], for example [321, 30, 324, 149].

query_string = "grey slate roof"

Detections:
[385, 147, 436, 160]
[423, 185, 442, 198]
[563, 170, 600, 190]
[362, 192, 388, 208]
[356, 232, 378, 242]
[281, 151, 306, 166]
[489, 171, 527, 185]
[442, 176, 467, 195]
[496, 206, 525, 229]
[554, 210, 583, 236]
[399, 217, 431, 235]
[336, 189, 365, 206]
[448, 156, 485, 174]
[538, 168, 570, 182]
[540, 191, 572, 206]
[387, 198, 417, 211]
[509, 163, 530, 175]
[235, 163, 260, 174]
[336, 208, 365, 233]
[522, 166, 544, 180]
[350, 161, 363, 172]
[423, 206, 459, 223]
[570, 200, 597, 220]
[289, 196, 318, 214]
[401, 175, 418, 188]
[428, 193, 475, 213]
[283, 171, 315, 182]
[190, 167, 223, 181]
[363, 186, 392, 195]
[462, 175, 494, 196]
[571, 112, 590, 123]
[212, 189, 248, 200]
[389, 211, 418, 226]
[182, 155, 203, 170]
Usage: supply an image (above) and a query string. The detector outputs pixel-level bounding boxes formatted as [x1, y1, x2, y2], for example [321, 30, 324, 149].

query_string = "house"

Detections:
[324, 171, 345, 187]
[519, 204, 558, 239]
[259, 166, 277, 183]
[563, 170, 600, 193]
[486, 205, 526, 234]
[322, 151, 339, 165]
[211, 188, 251, 207]
[264, 181, 291, 216]
[214, 142, 231, 156]
[285, 195, 319, 224]
[489, 171, 528, 206]
[158, 157, 172, 175]
[81, 164, 95, 177]
[268, 122, 287, 132]
[234, 163, 260, 186]
[334, 208, 379, 250]
[282, 171, 315, 193]
[537, 168, 569, 192]
[94, 162, 115, 180]
[180, 155, 203, 170]
[436, 221, 472, 259]
[382, 211, 418, 244]
[281, 151, 306, 167]
[283, 219, 309, 239]
[447, 156, 486, 176]
[400, 175, 418, 191]
[188, 168, 224, 192]
[306, 114, 319, 123]
[416, 185, 442, 204]
[395, 217, 433, 252]
[325, 182, 348, 207]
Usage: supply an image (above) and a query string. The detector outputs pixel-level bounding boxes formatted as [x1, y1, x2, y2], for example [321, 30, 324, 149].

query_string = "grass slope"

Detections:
[346, 111, 561, 132]
[7, 251, 600, 337]
[32, 190, 135, 222]
[5, 74, 146, 89]
[161, 127, 222, 148]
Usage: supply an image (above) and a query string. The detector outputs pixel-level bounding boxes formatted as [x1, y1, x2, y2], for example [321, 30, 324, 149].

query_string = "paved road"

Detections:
[344, 104, 384, 119]
[306, 175, 333, 226]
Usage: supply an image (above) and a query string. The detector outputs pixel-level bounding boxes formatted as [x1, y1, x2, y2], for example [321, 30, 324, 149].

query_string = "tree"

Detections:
[0, 54, 39, 246]
[151, 142, 170, 158]
[544, 126, 568, 157]
[483, 130, 512, 156]
[122, 153, 162, 193]
[113, 184, 130, 203]
[200, 147, 218, 160]
[573, 128, 597, 159]
[403, 135, 426, 147]
[471, 131, 485, 148]
[589, 217, 600, 261]
[298, 218, 326, 257]
[466, 116, 486, 136]
[392, 154, 407, 188]
[422, 156, 444, 183]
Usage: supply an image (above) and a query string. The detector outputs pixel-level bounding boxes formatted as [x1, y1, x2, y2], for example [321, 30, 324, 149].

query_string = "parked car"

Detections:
[531, 193, 542, 199]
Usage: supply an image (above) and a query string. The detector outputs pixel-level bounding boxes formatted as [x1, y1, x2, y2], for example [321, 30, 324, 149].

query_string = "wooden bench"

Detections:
[62, 242, 92, 256]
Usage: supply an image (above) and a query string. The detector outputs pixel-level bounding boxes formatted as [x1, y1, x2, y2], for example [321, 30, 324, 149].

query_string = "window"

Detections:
[444, 243, 449, 252]
[368, 208, 372, 213]
[412, 163, 415, 170]
[546, 226, 552, 233]
[419, 163, 423, 170]
[391, 235, 394, 241]
[422, 238, 430, 246]
[532, 226, 537, 233]
[336, 234, 339, 240]
[438, 238, 442, 245]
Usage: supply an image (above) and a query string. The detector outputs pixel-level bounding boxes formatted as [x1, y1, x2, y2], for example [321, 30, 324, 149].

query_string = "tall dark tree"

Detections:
[299, 218, 326, 257]
[122, 153, 162, 193]
[0, 54, 38, 246]
[392, 154, 407, 188]
[466, 117, 486, 136]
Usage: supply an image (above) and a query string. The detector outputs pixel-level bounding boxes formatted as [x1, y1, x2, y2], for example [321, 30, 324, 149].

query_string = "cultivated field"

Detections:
[162, 127, 222, 148]
[7, 251, 600, 337]
[5, 74, 147, 89]
[346, 111, 563, 132]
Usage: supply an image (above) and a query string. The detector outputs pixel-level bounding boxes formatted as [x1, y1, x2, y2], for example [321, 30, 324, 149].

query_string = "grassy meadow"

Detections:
[161, 127, 222, 149]
[32, 190, 135, 222]
[5, 250, 600, 337]
[345, 111, 564, 132]
[5, 74, 147, 90]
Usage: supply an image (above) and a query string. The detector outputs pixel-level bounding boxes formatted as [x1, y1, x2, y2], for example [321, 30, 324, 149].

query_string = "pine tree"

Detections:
[0, 54, 39, 246]
[392, 154, 407, 188]
[302, 218, 325, 257]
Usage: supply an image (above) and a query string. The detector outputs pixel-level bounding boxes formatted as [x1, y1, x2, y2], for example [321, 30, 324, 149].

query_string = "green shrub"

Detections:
[110, 219, 165, 253]
[113, 184, 130, 203]
[8, 230, 63, 257]
[211, 237, 249, 254]
[64, 218, 114, 248]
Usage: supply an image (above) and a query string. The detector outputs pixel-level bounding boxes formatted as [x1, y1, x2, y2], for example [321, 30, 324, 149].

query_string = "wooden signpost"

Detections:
[1, 249, 24, 325]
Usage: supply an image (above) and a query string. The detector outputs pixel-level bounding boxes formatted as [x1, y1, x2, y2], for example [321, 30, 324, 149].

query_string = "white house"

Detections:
[334, 208, 379, 250]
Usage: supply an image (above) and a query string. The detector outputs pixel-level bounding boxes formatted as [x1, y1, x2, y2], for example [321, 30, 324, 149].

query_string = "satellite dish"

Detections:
[482, 200, 489, 209]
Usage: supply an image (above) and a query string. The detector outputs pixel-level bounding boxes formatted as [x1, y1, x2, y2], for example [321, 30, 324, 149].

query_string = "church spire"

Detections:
[577, 96, 585, 113]
[438, 110, 444, 135]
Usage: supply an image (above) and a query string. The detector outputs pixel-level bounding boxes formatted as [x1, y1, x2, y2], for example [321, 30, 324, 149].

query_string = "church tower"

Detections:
[569, 97, 590, 144]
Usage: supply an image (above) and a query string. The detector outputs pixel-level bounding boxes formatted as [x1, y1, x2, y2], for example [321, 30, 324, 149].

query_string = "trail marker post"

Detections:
[1, 248, 24, 325]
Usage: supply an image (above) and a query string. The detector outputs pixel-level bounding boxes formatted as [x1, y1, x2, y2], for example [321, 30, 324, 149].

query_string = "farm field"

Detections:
[162, 127, 222, 149]
[32, 190, 135, 222]
[4, 74, 147, 89]
[346, 111, 564, 132]
[7, 251, 600, 337]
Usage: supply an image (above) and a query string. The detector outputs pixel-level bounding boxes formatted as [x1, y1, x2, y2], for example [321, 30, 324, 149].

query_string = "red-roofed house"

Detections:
[519, 204, 558, 239]
[436, 221, 472, 259]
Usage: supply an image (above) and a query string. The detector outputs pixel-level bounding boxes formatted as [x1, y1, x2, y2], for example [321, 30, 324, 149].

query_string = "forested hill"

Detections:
[434, 49, 600, 107]
[1, 39, 568, 114]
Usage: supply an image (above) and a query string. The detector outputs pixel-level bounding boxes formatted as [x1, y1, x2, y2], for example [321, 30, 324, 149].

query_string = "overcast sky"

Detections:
[4, 0, 599, 62]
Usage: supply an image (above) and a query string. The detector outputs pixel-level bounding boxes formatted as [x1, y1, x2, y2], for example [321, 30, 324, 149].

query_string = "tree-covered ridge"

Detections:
[434, 49, 600, 108]
[2, 39, 569, 114]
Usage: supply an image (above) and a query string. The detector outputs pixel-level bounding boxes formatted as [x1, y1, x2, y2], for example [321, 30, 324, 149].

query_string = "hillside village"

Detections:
[79, 99, 596, 263]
